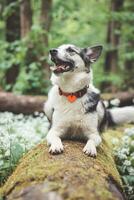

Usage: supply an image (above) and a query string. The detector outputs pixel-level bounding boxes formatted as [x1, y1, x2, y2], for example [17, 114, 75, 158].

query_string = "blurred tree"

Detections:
[5, 0, 20, 41]
[20, 0, 32, 38]
[0, 0, 133, 94]
[5, 0, 20, 88]
[40, 0, 52, 47]
[105, 0, 124, 74]
[123, 0, 134, 89]
[103, 0, 124, 92]
[39, 0, 53, 78]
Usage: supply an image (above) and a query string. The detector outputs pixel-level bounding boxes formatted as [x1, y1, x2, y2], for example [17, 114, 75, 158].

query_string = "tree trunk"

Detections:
[5, 65, 20, 88]
[6, 0, 20, 42]
[40, 0, 52, 47]
[40, 0, 53, 79]
[5, 0, 20, 87]
[125, 41, 134, 88]
[105, 0, 124, 73]
[124, 1, 134, 89]
[0, 131, 125, 200]
[20, 0, 32, 38]
[104, 0, 124, 92]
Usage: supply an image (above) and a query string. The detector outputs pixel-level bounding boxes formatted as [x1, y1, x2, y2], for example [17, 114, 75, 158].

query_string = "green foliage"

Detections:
[2, 1, 19, 20]
[0, 112, 49, 185]
[50, 0, 108, 47]
[0, 0, 133, 94]
[0, 25, 50, 94]
[12, 25, 50, 94]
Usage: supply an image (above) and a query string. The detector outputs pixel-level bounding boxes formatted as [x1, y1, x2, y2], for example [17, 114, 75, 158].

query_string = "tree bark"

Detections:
[104, 0, 124, 92]
[124, 1, 134, 89]
[5, 0, 20, 87]
[40, 0, 53, 79]
[40, 0, 52, 47]
[0, 134, 125, 200]
[5, 65, 20, 88]
[125, 41, 134, 88]
[6, 0, 20, 42]
[20, 0, 32, 38]
[105, 0, 124, 73]
[0, 92, 46, 114]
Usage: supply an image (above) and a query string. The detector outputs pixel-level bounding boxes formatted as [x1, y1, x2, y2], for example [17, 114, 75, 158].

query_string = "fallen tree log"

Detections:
[0, 92, 46, 114]
[102, 91, 134, 108]
[0, 127, 126, 200]
[0, 91, 133, 114]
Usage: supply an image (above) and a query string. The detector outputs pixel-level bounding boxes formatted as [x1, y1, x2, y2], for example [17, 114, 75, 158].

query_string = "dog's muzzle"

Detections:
[49, 49, 74, 74]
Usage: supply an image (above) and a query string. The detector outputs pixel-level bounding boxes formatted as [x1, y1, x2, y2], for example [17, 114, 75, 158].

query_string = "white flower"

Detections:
[112, 138, 119, 145]
[0, 160, 4, 166]
[117, 153, 127, 160]
[122, 136, 130, 144]
[125, 128, 134, 136]
[127, 167, 134, 175]
[130, 140, 134, 147]
[124, 160, 131, 166]
[0, 111, 49, 170]
[120, 148, 129, 155]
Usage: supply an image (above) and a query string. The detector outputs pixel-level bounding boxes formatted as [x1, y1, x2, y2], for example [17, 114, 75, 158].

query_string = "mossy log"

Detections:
[0, 127, 126, 200]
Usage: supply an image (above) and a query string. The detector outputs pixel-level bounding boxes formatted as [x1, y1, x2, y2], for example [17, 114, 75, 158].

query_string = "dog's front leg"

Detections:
[44, 100, 53, 123]
[83, 132, 102, 157]
[44, 87, 56, 122]
[46, 128, 64, 154]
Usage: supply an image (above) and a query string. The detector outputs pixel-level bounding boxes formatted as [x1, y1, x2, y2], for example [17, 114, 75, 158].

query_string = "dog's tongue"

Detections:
[58, 65, 65, 69]
[50, 65, 69, 73]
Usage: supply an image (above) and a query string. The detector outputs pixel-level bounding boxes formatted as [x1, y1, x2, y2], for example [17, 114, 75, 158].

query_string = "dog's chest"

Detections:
[52, 88, 100, 119]
[53, 95, 89, 139]
[54, 94, 85, 120]
[50, 87, 100, 135]
[52, 91, 89, 127]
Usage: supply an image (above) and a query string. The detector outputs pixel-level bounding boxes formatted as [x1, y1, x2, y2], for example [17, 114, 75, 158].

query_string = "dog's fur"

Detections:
[44, 44, 134, 157]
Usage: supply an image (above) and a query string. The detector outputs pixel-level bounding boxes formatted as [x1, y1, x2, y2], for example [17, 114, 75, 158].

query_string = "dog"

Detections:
[44, 44, 134, 157]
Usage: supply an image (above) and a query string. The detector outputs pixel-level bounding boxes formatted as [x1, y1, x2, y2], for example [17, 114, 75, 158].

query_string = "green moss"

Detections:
[1, 125, 131, 199]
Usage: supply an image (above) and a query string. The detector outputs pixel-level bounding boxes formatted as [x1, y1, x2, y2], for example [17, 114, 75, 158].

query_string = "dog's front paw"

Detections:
[83, 140, 97, 157]
[49, 140, 64, 154]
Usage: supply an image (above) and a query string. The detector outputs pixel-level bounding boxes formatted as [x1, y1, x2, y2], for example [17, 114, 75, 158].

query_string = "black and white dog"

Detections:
[44, 44, 134, 157]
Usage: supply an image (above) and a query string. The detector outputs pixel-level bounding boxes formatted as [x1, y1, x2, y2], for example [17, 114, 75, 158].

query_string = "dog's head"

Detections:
[49, 44, 103, 75]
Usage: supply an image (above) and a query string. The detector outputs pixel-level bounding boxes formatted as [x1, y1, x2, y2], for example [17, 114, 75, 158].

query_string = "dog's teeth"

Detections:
[50, 66, 56, 71]
[50, 64, 69, 72]
[60, 65, 65, 69]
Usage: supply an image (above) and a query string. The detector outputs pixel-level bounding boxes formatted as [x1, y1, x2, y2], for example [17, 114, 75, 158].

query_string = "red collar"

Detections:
[59, 86, 88, 103]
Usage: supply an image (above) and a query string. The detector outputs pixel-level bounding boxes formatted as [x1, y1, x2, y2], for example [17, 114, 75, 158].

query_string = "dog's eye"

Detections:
[67, 47, 76, 55]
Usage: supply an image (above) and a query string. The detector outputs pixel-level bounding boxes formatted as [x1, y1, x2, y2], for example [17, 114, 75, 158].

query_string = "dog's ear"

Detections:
[81, 45, 103, 63]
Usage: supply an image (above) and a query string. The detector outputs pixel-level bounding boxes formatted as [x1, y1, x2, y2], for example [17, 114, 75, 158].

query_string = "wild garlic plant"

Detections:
[113, 127, 134, 200]
[0, 112, 49, 185]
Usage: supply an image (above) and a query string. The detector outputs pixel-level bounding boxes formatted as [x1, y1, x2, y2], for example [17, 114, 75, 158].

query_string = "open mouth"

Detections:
[50, 58, 74, 74]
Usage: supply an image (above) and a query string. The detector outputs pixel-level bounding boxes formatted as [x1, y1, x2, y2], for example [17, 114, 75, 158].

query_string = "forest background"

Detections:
[0, 0, 133, 96]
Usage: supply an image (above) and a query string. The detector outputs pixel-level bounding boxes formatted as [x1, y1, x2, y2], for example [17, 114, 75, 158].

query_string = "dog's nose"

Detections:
[50, 49, 58, 56]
